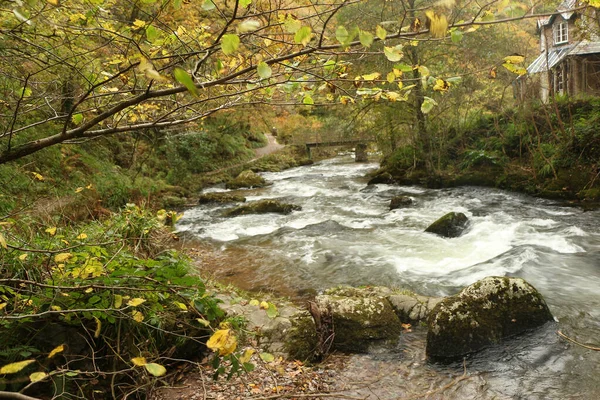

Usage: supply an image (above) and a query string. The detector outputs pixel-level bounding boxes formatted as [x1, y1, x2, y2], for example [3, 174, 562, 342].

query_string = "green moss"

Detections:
[284, 311, 318, 362]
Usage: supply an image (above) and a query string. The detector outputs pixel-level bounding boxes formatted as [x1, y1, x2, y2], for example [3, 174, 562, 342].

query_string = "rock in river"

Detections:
[224, 199, 301, 216]
[198, 192, 246, 204]
[226, 170, 269, 189]
[390, 195, 413, 210]
[425, 211, 469, 238]
[426, 276, 554, 359]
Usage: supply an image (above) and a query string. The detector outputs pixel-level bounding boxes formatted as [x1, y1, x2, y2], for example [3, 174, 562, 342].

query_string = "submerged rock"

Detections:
[198, 192, 246, 204]
[390, 195, 413, 210]
[224, 199, 301, 216]
[425, 211, 469, 238]
[226, 170, 268, 189]
[426, 276, 554, 359]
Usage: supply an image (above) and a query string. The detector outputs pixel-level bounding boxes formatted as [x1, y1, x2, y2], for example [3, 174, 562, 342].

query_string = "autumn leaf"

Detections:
[173, 301, 188, 311]
[238, 19, 261, 33]
[489, 66, 497, 79]
[31, 172, 44, 181]
[206, 329, 237, 356]
[114, 294, 123, 309]
[362, 72, 381, 81]
[503, 55, 525, 64]
[0, 360, 35, 374]
[239, 348, 255, 364]
[257, 62, 272, 80]
[132, 19, 146, 30]
[29, 372, 48, 383]
[249, 299, 260, 306]
[76, 233, 87, 240]
[132, 310, 144, 322]
[94, 316, 102, 338]
[0, 233, 6, 250]
[376, 25, 387, 41]
[54, 253, 72, 263]
[74, 186, 84, 193]
[221, 34, 240, 55]
[259, 352, 275, 362]
[426, 10, 448, 38]
[48, 344, 65, 358]
[433, 79, 450, 92]
[359, 30, 374, 48]
[384, 46, 404, 62]
[127, 298, 146, 307]
[131, 357, 147, 366]
[145, 363, 167, 377]
[259, 301, 269, 310]
[294, 26, 313, 46]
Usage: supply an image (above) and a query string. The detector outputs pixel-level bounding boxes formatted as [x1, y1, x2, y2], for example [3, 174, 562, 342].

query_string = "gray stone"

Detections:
[426, 276, 554, 359]
[226, 170, 268, 189]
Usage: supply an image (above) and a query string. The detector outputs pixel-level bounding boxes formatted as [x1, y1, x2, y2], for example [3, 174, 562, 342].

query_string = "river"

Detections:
[178, 156, 600, 399]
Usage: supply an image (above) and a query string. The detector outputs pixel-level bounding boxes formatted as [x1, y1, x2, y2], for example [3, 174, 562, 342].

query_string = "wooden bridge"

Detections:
[304, 139, 372, 161]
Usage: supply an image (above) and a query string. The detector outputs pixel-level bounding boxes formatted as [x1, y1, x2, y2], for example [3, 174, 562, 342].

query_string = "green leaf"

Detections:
[359, 30, 374, 48]
[240, 0, 252, 7]
[71, 114, 84, 125]
[335, 25, 349, 45]
[144, 363, 167, 377]
[202, 0, 215, 10]
[173, 0, 182, 9]
[174, 68, 199, 97]
[284, 16, 302, 33]
[421, 96, 437, 114]
[257, 62, 272, 79]
[384, 45, 404, 62]
[451, 29, 463, 44]
[302, 94, 314, 105]
[266, 303, 279, 319]
[259, 352, 275, 362]
[146, 25, 158, 42]
[294, 26, 313, 46]
[221, 34, 240, 55]
[395, 63, 413, 72]
[29, 372, 48, 383]
[376, 25, 387, 41]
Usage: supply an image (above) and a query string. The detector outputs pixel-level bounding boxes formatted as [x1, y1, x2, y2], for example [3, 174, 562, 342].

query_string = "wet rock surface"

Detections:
[425, 211, 469, 238]
[390, 195, 413, 210]
[226, 170, 269, 189]
[198, 192, 246, 204]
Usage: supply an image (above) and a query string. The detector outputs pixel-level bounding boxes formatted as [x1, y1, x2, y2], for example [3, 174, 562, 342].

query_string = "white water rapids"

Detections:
[178, 156, 600, 399]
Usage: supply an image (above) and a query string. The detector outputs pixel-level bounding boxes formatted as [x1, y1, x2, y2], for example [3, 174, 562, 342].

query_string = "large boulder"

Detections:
[367, 171, 395, 185]
[426, 276, 554, 359]
[224, 199, 301, 216]
[314, 287, 402, 353]
[198, 192, 246, 204]
[425, 212, 469, 238]
[390, 195, 413, 210]
[226, 170, 268, 189]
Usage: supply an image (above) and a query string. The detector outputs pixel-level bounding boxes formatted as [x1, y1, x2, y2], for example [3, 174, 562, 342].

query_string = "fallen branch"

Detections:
[558, 330, 600, 351]
[0, 391, 42, 400]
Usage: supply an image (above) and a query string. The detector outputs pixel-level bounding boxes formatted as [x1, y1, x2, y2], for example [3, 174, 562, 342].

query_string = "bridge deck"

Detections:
[304, 139, 370, 148]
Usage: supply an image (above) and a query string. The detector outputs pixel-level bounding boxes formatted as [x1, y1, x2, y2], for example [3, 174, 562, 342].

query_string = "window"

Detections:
[554, 21, 568, 44]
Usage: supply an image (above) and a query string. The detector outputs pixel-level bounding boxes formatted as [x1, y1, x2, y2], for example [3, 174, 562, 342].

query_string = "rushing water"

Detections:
[178, 156, 600, 399]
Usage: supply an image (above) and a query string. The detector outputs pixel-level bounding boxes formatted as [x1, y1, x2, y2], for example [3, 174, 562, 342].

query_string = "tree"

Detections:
[0, 0, 575, 164]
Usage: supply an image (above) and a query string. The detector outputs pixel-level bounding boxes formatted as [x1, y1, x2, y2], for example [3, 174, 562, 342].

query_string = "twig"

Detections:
[0, 391, 42, 400]
[558, 330, 600, 351]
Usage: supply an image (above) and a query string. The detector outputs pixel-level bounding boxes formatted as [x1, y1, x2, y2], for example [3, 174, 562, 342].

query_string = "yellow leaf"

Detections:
[173, 301, 188, 311]
[503, 55, 525, 64]
[114, 294, 123, 309]
[0, 233, 6, 250]
[127, 298, 146, 307]
[47, 0, 59, 6]
[132, 19, 146, 29]
[54, 253, 72, 263]
[362, 72, 381, 81]
[74, 187, 84, 193]
[206, 329, 237, 356]
[144, 363, 167, 377]
[50, 305, 62, 311]
[19, 254, 27, 261]
[31, 172, 44, 181]
[0, 360, 35, 374]
[94, 317, 101, 338]
[196, 318, 210, 327]
[239, 348, 255, 364]
[45, 227, 57, 236]
[433, 78, 450, 92]
[132, 310, 144, 322]
[84, 288, 93, 293]
[131, 357, 147, 366]
[259, 301, 269, 310]
[76, 233, 88, 240]
[29, 371, 48, 382]
[249, 299, 260, 306]
[86, 184, 93, 190]
[426, 10, 448, 38]
[387, 72, 395, 84]
[385, 91, 401, 101]
[0, 303, 6, 310]
[48, 345, 64, 359]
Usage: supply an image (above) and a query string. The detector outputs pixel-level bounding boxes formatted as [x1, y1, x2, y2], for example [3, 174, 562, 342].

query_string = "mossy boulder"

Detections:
[367, 171, 395, 185]
[224, 199, 301, 216]
[198, 192, 246, 204]
[315, 287, 402, 353]
[226, 170, 268, 189]
[425, 212, 469, 238]
[426, 276, 554, 359]
[390, 195, 413, 210]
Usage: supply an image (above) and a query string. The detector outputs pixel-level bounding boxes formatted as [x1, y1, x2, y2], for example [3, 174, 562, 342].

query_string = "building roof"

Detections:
[537, 0, 578, 29]
[527, 45, 574, 74]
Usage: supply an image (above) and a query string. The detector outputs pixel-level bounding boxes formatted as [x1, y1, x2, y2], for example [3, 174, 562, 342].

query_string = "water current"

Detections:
[178, 156, 600, 399]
